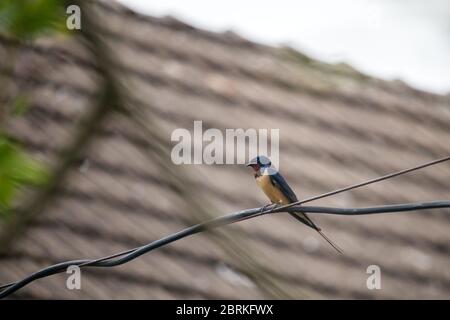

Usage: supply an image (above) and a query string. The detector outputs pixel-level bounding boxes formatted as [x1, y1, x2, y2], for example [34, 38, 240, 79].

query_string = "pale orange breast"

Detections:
[255, 174, 291, 204]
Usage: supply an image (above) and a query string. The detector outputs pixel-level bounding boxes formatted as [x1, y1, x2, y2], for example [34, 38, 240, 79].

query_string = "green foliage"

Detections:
[0, 0, 67, 39]
[0, 137, 48, 216]
[0, 0, 62, 216]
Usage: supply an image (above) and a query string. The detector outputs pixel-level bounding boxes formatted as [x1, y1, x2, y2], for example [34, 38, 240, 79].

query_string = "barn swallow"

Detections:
[246, 156, 343, 254]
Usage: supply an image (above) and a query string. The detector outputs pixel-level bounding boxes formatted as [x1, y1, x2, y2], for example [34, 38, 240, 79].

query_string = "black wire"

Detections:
[1, 200, 449, 298]
[276, 155, 450, 212]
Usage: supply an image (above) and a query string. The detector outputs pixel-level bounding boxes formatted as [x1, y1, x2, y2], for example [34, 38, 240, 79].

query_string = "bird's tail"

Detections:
[316, 229, 344, 255]
[289, 211, 344, 254]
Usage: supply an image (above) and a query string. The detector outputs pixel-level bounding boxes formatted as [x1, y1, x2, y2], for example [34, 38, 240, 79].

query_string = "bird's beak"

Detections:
[246, 163, 260, 172]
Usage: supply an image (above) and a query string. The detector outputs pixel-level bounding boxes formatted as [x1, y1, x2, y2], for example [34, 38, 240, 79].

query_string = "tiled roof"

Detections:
[0, 0, 449, 299]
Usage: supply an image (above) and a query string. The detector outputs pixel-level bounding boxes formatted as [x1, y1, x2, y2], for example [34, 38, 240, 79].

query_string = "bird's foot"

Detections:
[260, 203, 278, 213]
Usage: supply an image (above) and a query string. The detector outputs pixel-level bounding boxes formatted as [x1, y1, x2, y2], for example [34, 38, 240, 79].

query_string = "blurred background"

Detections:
[118, 0, 450, 94]
[0, 0, 449, 299]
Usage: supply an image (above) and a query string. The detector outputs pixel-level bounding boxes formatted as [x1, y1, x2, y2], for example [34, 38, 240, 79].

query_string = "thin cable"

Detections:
[272, 155, 450, 213]
[1, 200, 449, 298]
[1, 155, 449, 296]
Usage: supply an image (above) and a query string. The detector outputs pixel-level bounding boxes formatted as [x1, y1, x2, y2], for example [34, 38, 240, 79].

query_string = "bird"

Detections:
[246, 155, 343, 254]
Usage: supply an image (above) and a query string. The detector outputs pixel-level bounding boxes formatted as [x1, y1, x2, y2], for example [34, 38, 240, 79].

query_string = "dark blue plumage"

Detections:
[269, 172, 298, 203]
[246, 156, 343, 254]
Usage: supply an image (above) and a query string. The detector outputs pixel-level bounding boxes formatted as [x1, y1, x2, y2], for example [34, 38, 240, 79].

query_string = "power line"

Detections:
[0, 156, 449, 298]
[1, 200, 449, 298]
[271, 155, 450, 213]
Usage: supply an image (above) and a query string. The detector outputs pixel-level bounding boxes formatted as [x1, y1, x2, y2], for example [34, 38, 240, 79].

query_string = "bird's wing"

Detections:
[269, 172, 298, 203]
[269, 172, 344, 254]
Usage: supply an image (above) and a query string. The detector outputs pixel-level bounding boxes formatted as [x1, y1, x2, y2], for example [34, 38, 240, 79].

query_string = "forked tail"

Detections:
[289, 211, 344, 254]
[316, 229, 344, 254]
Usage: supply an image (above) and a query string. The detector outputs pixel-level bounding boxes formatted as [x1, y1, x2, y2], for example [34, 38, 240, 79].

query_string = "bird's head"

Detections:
[246, 155, 272, 172]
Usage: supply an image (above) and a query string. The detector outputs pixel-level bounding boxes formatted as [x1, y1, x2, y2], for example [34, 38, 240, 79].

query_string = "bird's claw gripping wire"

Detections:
[260, 203, 279, 214]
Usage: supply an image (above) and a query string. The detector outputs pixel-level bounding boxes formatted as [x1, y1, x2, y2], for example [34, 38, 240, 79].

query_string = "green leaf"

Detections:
[0, 176, 17, 213]
[0, 137, 48, 216]
[0, 0, 67, 40]
[10, 152, 49, 185]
